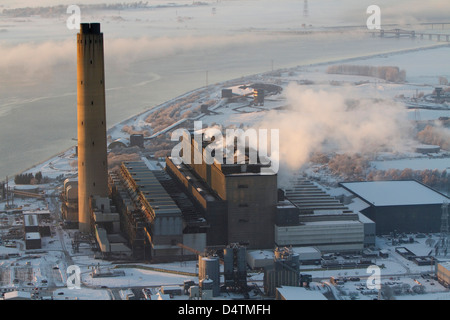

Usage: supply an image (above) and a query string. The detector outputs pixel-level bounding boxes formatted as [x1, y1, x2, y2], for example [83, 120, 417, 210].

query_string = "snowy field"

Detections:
[372, 158, 450, 171]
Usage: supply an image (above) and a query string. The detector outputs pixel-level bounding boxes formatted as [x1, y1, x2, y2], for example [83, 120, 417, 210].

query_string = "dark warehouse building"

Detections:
[341, 180, 450, 235]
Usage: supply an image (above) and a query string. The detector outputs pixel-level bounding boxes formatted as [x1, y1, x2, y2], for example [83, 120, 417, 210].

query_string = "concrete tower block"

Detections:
[77, 23, 109, 233]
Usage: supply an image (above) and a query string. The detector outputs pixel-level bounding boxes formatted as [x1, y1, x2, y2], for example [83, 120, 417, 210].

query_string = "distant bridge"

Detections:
[420, 22, 450, 30]
[373, 28, 450, 42]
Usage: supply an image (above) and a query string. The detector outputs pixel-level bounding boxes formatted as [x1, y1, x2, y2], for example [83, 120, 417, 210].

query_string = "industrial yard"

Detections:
[2, 205, 450, 301]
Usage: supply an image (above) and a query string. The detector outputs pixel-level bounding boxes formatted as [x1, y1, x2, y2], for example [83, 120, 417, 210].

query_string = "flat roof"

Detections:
[4, 291, 32, 300]
[122, 161, 181, 216]
[247, 250, 273, 260]
[439, 261, 450, 271]
[292, 247, 321, 254]
[341, 181, 449, 207]
[25, 232, 41, 240]
[300, 220, 362, 226]
[167, 157, 222, 202]
[24, 214, 38, 227]
[277, 286, 327, 300]
[285, 179, 351, 214]
[248, 247, 320, 259]
[23, 210, 51, 215]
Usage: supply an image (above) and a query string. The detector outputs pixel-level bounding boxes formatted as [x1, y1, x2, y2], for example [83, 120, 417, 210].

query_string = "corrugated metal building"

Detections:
[166, 130, 278, 249]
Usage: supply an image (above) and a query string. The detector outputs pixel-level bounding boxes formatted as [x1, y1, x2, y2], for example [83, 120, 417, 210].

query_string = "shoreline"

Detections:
[7, 41, 450, 182]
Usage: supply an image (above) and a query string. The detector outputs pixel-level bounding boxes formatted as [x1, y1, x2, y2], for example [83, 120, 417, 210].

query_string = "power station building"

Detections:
[109, 161, 208, 262]
[165, 130, 278, 249]
[341, 180, 450, 235]
[275, 178, 368, 253]
[69, 22, 388, 264]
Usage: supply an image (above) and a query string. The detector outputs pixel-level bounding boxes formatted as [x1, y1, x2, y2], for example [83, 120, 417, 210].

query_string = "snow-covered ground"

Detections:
[371, 157, 450, 171]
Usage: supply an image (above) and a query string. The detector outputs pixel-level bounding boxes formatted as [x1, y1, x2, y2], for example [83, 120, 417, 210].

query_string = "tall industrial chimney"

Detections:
[77, 23, 109, 233]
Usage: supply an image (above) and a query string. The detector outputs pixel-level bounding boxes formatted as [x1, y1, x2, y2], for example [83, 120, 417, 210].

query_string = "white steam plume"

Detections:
[0, 33, 287, 82]
[256, 82, 413, 187]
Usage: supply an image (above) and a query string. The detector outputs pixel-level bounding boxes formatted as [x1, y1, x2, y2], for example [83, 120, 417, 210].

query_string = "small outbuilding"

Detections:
[25, 232, 41, 250]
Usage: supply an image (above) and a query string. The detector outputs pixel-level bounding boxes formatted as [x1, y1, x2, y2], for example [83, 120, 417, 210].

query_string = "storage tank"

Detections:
[198, 255, 220, 297]
[223, 248, 234, 286]
[236, 246, 247, 287]
[200, 277, 214, 291]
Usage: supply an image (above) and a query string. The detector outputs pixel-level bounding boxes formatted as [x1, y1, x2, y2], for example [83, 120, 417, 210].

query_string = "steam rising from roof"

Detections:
[256, 82, 414, 187]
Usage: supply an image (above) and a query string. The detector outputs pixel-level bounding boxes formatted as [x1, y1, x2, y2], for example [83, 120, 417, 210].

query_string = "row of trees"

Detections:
[144, 91, 208, 134]
[310, 152, 370, 181]
[14, 171, 43, 185]
[326, 65, 406, 83]
[107, 147, 141, 172]
[121, 124, 150, 137]
[367, 168, 449, 193]
[327, 154, 369, 180]
[310, 152, 449, 194]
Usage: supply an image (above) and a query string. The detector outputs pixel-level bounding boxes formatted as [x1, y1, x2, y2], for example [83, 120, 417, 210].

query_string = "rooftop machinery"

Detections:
[198, 243, 249, 297]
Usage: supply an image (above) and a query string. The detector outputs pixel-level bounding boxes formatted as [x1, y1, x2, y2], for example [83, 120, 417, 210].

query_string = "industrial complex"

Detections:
[1, 17, 450, 301]
[54, 23, 450, 300]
